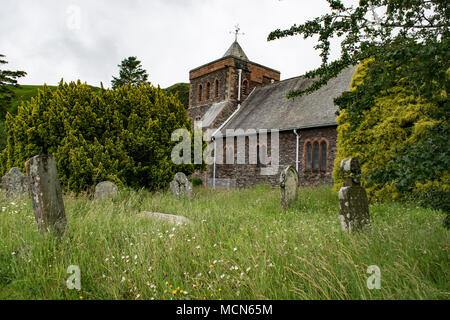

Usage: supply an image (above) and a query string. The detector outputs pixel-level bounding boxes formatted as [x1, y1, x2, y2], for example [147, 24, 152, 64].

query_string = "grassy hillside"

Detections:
[9, 85, 57, 115]
[0, 185, 447, 300]
[163, 83, 189, 110]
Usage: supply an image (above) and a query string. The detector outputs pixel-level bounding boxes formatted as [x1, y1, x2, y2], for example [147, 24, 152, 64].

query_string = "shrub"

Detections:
[189, 177, 203, 187]
[0, 81, 203, 192]
[333, 60, 449, 215]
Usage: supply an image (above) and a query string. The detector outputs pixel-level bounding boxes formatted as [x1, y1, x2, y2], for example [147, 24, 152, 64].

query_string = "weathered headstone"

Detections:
[170, 172, 193, 200]
[338, 158, 370, 233]
[94, 181, 118, 200]
[25, 155, 67, 237]
[0, 167, 29, 197]
[140, 211, 191, 225]
[280, 166, 299, 209]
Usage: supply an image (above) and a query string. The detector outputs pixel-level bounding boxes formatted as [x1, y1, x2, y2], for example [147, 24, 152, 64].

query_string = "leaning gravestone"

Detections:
[0, 167, 29, 197]
[280, 166, 299, 209]
[94, 181, 118, 200]
[338, 158, 370, 233]
[170, 172, 193, 200]
[25, 155, 67, 237]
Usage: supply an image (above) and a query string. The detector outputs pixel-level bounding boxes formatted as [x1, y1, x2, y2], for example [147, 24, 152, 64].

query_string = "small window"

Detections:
[215, 79, 219, 98]
[242, 80, 248, 95]
[256, 145, 267, 168]
[224, 145, 234, 168]
[306, 142, 312, 169]
[198, 85, 203, 102]
[313, 142, 320, 169]
[206, 82, 210, 100]
[320, 141, 327, 170]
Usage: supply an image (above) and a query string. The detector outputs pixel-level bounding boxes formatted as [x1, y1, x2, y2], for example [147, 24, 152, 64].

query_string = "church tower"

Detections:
[188, 36, 280, 130]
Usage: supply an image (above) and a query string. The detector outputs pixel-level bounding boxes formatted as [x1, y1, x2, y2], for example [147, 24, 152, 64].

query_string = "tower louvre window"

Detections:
[242, 80, 248, 95]
[215, 80, 219, 98]
[198, 85, 203, 102]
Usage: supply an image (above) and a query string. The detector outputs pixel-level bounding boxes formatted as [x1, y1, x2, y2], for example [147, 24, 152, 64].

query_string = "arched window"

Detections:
[215, 79, 219, 98]
[313, 142, 320, 169]
[306, 142, 312, 169]
[197, 84, 203, 102]
[305, 139, 328, 171]
[206, 82, 210, 100]
[256, 144, 267, 168]
[320, 141, 327, 170]
[224, 145, 234, 168]
[242, 80, 248, 96]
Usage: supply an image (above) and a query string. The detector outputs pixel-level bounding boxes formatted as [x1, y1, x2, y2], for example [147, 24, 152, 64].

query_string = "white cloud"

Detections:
[0, 0, 356, 88]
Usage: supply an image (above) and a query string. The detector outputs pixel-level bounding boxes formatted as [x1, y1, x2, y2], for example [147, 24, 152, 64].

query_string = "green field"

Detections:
[8, 83, 189, 115]
[9, 85, 57, 115]
[0, 185, 448, 300]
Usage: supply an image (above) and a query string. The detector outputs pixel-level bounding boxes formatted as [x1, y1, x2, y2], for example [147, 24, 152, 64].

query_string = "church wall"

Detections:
[209, 127, 337, 188]
[189, 68, 229, 110]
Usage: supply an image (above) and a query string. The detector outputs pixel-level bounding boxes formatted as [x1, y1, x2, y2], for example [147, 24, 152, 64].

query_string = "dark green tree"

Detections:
[1, 81, 202, 193]
[268, 0, 449, 101]
[268, 1, 449, 221]
[0, 54, 26, 119]
[111, 56, 149, 90]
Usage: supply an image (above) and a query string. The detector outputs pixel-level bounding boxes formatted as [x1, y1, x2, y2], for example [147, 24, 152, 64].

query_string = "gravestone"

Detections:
[0, 167, 29, 197]
[338, 158, 370, 233]
[25, 155, 67, 237]
[280, 166, 299, 209]
[140, 211, 191, 225]
[170, 172, 193, 200]
[94, 181, 118, 200]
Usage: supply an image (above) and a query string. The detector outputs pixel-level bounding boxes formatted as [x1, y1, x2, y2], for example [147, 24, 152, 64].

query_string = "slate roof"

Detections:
[200, 100, 231, 128]
[223, 41, 249, 61]
[221, 66, 356, 134]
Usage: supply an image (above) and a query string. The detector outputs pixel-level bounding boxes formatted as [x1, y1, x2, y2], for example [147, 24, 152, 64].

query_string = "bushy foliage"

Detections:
[189, 177, 203, 187]
[163, 83, 189, 110]
[333, 60, 449, 214]
[0, 81, 202, 192]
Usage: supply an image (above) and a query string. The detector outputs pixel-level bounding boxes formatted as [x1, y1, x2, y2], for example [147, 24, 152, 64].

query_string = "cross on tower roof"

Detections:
[230, 24, 245, 42]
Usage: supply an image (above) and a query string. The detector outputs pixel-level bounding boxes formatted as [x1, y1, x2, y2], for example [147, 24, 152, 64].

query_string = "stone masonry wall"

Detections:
[208, 127, 338, 188]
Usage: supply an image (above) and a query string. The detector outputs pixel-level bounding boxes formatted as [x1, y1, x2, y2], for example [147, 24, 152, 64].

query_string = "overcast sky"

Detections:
[1, 0, 357, 89]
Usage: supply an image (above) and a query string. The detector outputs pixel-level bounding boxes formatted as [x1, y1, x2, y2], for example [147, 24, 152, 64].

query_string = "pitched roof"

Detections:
[223, 41, 249, 61]
[221, 66, 356, 133]
[200, 100, 230, 128]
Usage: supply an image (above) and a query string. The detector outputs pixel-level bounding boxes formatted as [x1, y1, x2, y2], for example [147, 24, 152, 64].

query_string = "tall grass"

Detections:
[0, 185, 448, 300]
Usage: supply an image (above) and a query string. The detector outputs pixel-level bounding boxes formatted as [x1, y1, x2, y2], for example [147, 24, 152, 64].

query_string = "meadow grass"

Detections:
[0, 184, 448, 300]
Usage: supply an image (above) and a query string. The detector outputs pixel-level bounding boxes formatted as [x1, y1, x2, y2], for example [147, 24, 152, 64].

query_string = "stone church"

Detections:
[188, 39, 355, 189]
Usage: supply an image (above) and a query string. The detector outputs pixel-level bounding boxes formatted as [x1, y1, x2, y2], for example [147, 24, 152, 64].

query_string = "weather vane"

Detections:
[230, 24, 245, 42]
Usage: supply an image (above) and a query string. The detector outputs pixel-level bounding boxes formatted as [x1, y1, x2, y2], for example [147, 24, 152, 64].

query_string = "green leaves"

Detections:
[268, 0, 449, 99]
[0, 54, 26, 120]
[111, 56, 149, 90]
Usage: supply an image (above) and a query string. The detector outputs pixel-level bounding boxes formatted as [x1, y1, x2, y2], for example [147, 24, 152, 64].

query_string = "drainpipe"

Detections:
[213, 139, 217, 188]
[213, 69, 243, 189]
[293, 129, 301, 172]
[237, 69, 242, 102]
